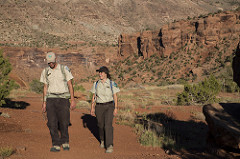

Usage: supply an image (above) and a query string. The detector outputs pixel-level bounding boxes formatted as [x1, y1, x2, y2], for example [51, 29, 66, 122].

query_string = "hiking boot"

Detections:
[62, 143, 70, 151]
[50, 145, 60, 152]
[100, 140, 104, 148]
[105, 145, 113, 153]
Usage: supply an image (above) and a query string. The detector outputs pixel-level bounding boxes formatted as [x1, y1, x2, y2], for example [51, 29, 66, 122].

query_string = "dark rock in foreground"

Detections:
[203, 103, 240, 157]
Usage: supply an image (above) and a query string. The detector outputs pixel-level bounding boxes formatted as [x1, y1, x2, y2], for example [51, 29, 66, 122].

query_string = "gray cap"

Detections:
[46, 52, 56, 63]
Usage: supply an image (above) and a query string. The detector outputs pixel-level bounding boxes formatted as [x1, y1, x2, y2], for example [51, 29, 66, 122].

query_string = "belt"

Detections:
[96, 101, 113, 105]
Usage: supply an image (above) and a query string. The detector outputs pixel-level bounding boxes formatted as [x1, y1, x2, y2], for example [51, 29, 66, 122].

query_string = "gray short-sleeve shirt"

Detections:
[90, 79, 120, 103]
[40, 64, 73, 94]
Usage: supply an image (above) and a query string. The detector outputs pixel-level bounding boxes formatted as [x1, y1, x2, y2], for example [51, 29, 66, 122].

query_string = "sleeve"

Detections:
[40, 69, 47, 84]
[90, 82, 96, 94]
[112, 81, 120, 94]
[64, 66, 74, 81]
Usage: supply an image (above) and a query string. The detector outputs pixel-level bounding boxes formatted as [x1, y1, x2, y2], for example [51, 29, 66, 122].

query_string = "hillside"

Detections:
[112, 10, 240, 87]
[0, 0, 239, 48]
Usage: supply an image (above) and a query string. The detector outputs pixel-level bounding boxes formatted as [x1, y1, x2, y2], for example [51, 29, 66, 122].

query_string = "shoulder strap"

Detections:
[60, 64, 67, 82]
[110, 80, 115, 104]
[45, 67, 50, 85]
[110, 81, 113, 95]
[95, 80, 99, 90]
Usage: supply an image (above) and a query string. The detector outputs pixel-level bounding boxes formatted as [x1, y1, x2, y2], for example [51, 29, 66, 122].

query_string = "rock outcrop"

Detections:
[118, 11, 240, 59]
[233, 41, 240, 87]
[203, 103, 240, 154]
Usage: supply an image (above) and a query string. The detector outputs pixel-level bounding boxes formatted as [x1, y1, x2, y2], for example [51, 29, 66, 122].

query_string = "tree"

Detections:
[0, 49, 15, 106]
[177, 75, 221, 105]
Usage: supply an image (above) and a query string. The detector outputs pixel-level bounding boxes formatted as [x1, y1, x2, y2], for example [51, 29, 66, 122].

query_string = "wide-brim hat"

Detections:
[46, 52, 56, 63]
[96, 66, 109, 74]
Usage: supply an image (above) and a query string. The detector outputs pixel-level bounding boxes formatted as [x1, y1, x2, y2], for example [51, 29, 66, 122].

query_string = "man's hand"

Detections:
[90, 108, 95, 116]
[70, 99, 76, 110]
[42, 102, 46, 113]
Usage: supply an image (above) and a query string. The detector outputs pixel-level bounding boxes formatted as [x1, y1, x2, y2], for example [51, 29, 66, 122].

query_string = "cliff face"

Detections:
[118, 11, 240, 59]
[114, 11, 240, 85]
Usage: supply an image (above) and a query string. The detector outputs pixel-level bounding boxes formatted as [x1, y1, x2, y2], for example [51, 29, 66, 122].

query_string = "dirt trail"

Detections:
[0, 96, 179, 159]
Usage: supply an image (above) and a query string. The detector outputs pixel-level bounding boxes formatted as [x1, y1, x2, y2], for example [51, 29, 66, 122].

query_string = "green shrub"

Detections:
[177, 75, 221, 105]
[30, 79, 43, 94]
[0, 146, 14, 158]
[0, 50, 16, 106]
[222, 79, 240, 93]
[74, 84, 86, 92]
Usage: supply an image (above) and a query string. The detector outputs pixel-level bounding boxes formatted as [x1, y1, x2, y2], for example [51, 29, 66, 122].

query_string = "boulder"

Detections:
[203, 103, 240, 150]
[233, 42, 240, 87]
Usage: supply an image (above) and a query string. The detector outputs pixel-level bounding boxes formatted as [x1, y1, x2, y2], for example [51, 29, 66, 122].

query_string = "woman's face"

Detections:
[99, 71, 107, 80]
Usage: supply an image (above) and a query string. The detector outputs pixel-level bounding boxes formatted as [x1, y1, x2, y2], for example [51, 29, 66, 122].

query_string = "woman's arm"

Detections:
[113, 93, 118, 116]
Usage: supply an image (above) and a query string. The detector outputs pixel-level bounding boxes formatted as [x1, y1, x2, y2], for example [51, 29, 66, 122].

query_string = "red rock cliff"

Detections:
[118, 11, 240, 59]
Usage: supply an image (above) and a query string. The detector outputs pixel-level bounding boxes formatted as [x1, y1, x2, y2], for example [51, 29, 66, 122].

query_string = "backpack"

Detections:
[45, 64, 67, 86]
[95, 80, 114, 103]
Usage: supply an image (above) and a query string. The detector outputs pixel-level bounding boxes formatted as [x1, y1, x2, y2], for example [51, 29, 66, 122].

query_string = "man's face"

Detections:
[48, 62, 56, 69]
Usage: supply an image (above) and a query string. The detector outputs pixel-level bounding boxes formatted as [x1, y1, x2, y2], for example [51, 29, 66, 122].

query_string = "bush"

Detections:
[0, 146, 14, 158]
[222, 79, 240, 93]
[74, 84, 86, 92]
[0, 50, 16, 106]
[30, 79, 43, 94]
[177, 75, 221, 105]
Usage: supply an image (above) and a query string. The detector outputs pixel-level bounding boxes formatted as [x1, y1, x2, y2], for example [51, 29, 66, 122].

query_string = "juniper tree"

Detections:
[0, 49, 15, 106]
[177, 75, 221, 105]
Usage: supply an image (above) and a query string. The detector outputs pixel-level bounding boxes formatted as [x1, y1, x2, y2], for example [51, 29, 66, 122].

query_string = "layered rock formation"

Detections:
[3, 46, 117, 87]
[118, 11, 240, 59]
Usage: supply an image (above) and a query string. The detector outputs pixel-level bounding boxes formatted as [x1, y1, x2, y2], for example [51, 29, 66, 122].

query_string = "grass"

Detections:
[0, 146, 14, 158]
[8, 88, 30, 99]
[135, 123, 176, 149]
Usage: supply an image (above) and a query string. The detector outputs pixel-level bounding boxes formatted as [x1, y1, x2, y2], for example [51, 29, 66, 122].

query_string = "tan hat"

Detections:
[46, 52, 56, 63]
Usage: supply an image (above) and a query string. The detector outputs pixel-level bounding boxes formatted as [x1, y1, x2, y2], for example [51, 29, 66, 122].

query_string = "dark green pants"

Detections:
[46, 98, 70, 146]
[95, 101, 114, 148]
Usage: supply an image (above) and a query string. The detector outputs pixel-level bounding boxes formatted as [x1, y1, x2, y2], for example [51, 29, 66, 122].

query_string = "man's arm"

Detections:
[90, 94, 96, 116]
[42, 84, 48, 113]
[67, 80, 76, 110]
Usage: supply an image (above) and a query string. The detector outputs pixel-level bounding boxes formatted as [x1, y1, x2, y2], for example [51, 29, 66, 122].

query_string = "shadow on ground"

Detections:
[1, 98, 30, 109]
[81, 113, 100, 142]
[220, 103, 240, 123]
[144, 112, 219, 159]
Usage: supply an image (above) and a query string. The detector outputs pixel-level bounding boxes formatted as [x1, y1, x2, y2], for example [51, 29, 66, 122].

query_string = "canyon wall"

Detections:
[118, 11, 240, 59]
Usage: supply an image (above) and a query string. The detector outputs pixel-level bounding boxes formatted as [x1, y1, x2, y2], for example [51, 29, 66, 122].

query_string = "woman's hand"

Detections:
[113, 108, 118, 116]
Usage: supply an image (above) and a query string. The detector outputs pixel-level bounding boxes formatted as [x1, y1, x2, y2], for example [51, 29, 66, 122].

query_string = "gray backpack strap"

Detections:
[60, 64, 67, 82]
[45, 67, 50, 86]
[110, 81, 115, 104]
[94, 80, 99, 101]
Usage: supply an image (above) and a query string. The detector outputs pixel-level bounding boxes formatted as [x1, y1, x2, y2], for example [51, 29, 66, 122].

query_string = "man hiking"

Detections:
[40, 52, 76, 152]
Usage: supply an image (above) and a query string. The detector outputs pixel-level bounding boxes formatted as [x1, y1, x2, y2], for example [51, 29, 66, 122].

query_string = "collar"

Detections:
[99, 78, 110, 84]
